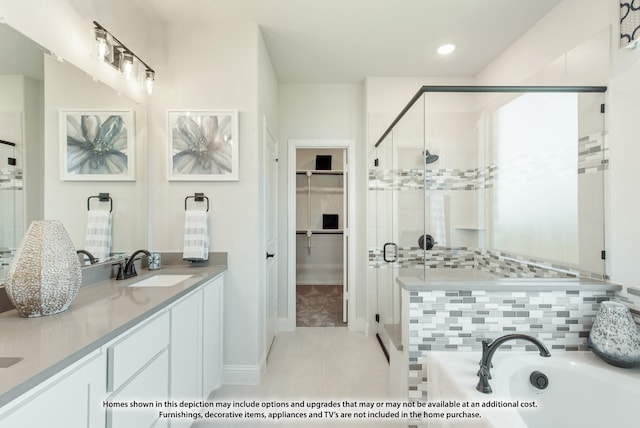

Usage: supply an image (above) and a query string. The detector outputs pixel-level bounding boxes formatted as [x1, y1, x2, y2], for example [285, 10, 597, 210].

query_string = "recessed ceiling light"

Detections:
[437, 44, 456, 55]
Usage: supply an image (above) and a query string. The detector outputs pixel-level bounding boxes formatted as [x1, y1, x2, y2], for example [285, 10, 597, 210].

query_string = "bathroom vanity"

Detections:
[0, 257, 226, 428]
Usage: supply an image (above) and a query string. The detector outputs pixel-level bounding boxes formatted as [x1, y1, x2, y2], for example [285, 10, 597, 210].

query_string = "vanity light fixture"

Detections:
[93, 21, 155, 94]
[437, 43, 456, 55]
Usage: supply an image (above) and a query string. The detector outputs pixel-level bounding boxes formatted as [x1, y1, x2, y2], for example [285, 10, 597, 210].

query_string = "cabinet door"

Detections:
[0, 352, 106, 428]
[202, 275, 224, 397]
[170, 290, 202, 401]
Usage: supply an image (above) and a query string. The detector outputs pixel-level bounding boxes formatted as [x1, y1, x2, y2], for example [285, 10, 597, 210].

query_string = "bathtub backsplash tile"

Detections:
[406, 288, 615, 400]
[616, 288, 640, 326]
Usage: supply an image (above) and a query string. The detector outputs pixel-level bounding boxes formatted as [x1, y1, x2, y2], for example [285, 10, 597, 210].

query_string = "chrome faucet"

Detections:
[116, 249, 151, 280]
[476, 334, 551, 394]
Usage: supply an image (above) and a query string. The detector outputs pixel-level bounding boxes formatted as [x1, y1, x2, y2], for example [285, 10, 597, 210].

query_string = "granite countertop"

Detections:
[0, 260, 227, 407]
[398, 276, 622, 292]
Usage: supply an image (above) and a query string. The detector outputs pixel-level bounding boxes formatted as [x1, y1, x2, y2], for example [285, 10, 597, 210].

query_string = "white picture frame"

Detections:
[60, 109, 135, 181]
[167, 109, 239, 181]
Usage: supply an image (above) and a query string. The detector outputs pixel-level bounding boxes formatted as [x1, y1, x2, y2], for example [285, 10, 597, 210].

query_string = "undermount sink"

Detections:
[126, 274, 193, 288]
[0, 357, 22, 370]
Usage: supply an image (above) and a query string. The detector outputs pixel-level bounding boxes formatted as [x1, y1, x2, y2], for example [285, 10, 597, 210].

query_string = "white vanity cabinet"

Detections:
[169, 274, 224, 428]
[170, 290, 203, 403]
[106, 312, 170, 428]
[202, 274, 224, 396]
[0, 272, 224, 428]
[0, 351, 107, 428]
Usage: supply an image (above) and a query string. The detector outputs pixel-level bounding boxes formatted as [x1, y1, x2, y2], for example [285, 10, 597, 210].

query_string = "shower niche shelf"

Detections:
[454, 225, 486, 231]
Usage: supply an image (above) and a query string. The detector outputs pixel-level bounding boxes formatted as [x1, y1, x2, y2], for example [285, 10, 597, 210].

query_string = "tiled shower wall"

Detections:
[406, 287, 616, 400]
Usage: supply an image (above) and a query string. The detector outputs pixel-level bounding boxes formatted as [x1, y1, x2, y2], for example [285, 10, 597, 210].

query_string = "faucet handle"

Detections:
[113, 259, 126, 280]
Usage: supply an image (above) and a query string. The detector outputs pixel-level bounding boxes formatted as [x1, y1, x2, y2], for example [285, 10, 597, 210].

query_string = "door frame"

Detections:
[263, 117, 278, 356]
[287, 139, 356, 330]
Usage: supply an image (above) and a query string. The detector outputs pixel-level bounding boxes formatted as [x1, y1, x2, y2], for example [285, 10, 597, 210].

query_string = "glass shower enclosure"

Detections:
[368, 86, 608, 357]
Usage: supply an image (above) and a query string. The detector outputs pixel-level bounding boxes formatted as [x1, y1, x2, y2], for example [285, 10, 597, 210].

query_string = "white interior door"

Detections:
[342, 149, 348, 323]
[264, 120, 278, 354]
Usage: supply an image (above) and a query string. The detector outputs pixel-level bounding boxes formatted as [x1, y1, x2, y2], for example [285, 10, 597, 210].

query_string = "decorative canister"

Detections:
[588, 301, 640, 368]
[5, 220, 82, 317]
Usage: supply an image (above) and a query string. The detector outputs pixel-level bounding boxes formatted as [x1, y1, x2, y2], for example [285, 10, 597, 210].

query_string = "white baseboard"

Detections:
[223, 364, 262, 385]
[349, 317, 366, 332]
[277, 317, 294, 332]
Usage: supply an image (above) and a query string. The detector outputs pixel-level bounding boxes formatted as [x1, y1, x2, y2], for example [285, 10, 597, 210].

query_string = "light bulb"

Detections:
[94, 28, 109, 60]
[121, 51, 134, 79]
[145, 70, 155, 95]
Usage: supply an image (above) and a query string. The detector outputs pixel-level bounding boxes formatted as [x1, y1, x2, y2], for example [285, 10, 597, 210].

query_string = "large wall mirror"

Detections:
[0, 23, 148, 282]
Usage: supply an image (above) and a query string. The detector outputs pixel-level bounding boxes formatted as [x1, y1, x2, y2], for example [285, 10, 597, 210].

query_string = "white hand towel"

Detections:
[85, 209, 112, 262]
[183, 210, 209, 261]
[429, 194, 446, 247]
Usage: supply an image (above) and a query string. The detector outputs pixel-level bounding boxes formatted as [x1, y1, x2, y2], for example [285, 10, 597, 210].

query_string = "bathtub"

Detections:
[426, 351, 640, 428]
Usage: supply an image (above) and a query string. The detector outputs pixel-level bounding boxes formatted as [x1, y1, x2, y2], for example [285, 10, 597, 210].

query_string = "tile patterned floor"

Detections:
[296, 285, 347, 327]
[194, 327, 404, 427]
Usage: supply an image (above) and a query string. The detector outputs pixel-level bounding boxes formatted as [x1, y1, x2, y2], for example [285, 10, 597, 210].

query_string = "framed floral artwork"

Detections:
[60, 110, 135, 181]
[167, 109, 239, 181]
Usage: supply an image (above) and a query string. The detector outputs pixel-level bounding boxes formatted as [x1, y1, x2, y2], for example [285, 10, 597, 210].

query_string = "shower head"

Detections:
[425, 150, 439, 164]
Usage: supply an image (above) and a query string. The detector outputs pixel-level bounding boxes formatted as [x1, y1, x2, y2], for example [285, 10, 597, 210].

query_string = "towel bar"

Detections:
[185, 193, 210, 211]
[87, 193, 113, 212]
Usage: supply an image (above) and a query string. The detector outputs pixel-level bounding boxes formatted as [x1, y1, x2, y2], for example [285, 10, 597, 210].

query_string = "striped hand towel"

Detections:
[85, 210, 112, 262]
[183, 210, 209, 261]
[429, 194, 447, 247]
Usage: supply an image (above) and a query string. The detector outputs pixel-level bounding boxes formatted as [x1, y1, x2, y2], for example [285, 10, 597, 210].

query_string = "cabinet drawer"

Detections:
[108, 312, 169, 392]
[107, 350, 169, 428]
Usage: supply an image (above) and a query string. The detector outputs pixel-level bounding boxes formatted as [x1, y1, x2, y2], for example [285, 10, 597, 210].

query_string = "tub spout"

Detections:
[476, 334, 550, 394]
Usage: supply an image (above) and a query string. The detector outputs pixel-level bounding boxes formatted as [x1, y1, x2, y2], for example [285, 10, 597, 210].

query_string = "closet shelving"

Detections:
[296, 169, 344, 244]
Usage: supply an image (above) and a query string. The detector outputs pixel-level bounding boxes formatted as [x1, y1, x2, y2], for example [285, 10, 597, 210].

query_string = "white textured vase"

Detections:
[5, 220, 82, 317]
[588, 301, 640, 368]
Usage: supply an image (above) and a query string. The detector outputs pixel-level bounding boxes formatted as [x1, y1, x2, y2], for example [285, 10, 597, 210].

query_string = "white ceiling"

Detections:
[142, 0, 562, 82]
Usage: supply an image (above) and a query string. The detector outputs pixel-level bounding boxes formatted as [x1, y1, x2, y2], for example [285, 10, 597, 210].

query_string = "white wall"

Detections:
[475, 0, 611, 86]
[149, 20, 273, 382]
[278, 83, 366, 328]
[608, 12, 640, 288]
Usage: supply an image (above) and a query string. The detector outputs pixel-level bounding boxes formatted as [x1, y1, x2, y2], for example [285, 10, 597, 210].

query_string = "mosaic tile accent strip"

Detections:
[578, 132, 608, 174]
[368, 246, 608, 280]
[475, 249, 577, 279]
[0, 168, 23, 190]
[406, 288, 615, 400]
[368, 165, 497, 191]
[369, 134, 606, 193]
[368, 246, 477, 269]
[0, 248, 15, 283]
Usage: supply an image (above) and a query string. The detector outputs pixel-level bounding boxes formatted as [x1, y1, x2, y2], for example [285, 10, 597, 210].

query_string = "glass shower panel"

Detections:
[0, 140, 17, 283]
[394, 94, 427, 281]
[370, 86, 607, 361]
[477, 91, 607, 276]
[423, 92, 486, 275]
[373, 131, 395, 351]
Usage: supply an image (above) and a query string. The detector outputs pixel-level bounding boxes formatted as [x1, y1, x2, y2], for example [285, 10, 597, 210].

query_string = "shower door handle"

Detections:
[383, 242, 398, 263]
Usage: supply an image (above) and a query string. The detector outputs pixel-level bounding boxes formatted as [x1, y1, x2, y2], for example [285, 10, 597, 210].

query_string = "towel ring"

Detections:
[87, 193, 113, 212]
[185, 193, 209, 212]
